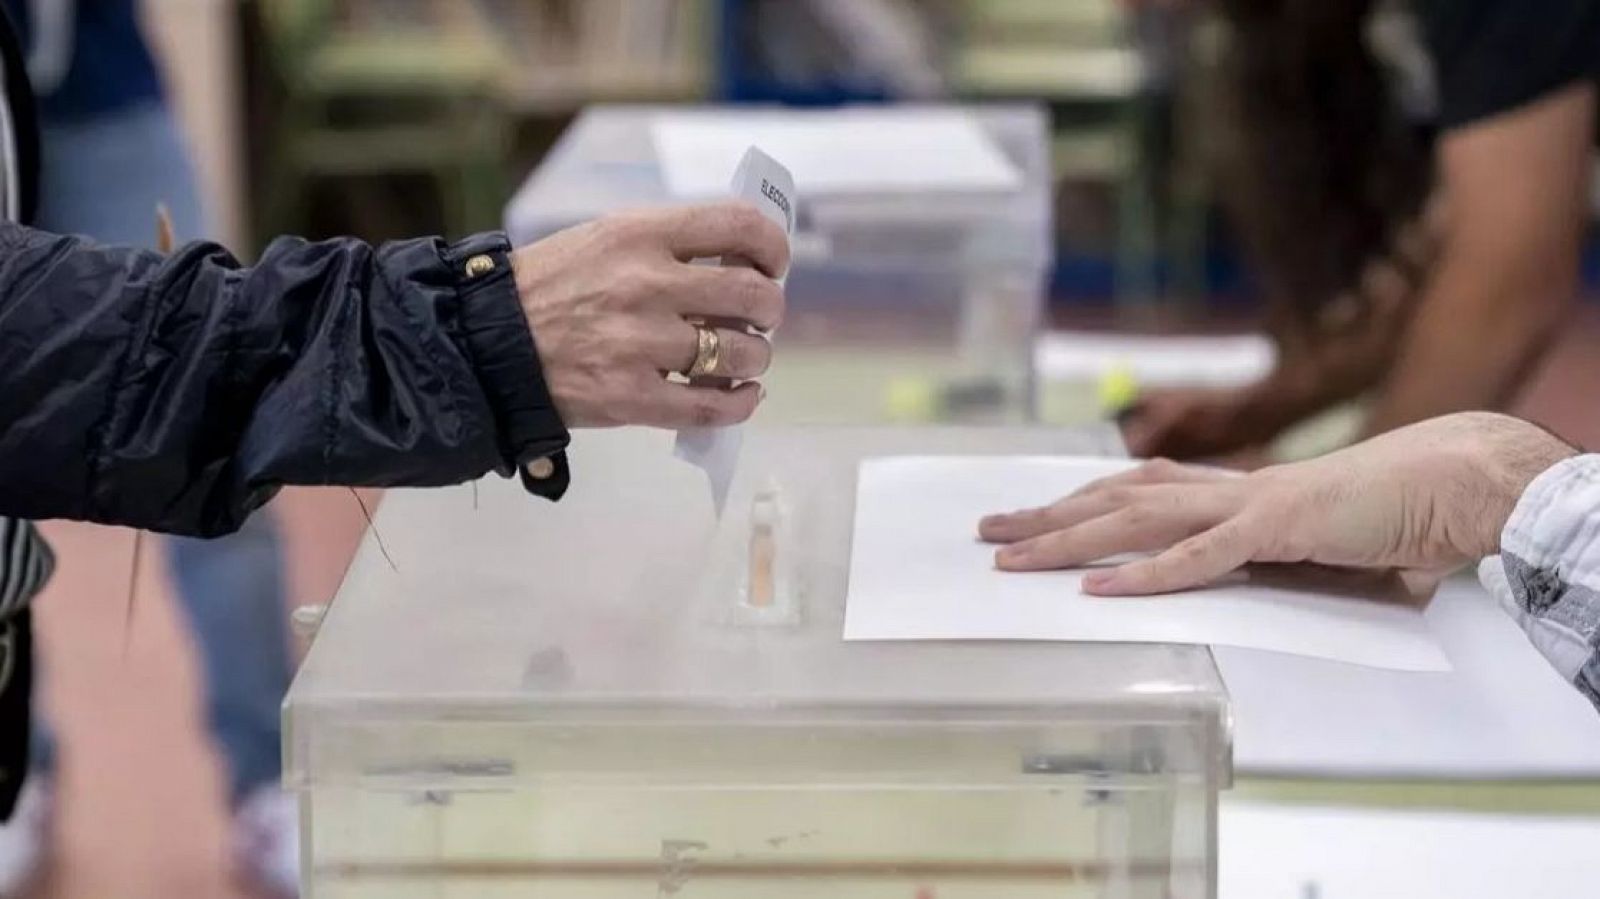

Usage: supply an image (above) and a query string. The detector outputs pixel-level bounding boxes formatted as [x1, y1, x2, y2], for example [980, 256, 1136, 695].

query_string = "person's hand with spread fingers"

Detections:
[980, 412, 1600, 712]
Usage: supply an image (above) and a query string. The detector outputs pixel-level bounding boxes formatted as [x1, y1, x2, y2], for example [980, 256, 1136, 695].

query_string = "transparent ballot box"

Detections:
[286, 426, 1232, 898]
[505, 106, 1054, 423]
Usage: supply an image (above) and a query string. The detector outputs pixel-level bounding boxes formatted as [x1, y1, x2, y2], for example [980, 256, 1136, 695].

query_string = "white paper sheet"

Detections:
[1221, 801, 1600, 899]
[843, 456, 1452, 672]
[652, 109, 1021, 198]
[673, 146, 795, 513]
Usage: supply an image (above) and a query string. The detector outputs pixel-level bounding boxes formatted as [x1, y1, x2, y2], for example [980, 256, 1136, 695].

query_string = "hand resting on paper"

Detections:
[979, 413, 1575, 596]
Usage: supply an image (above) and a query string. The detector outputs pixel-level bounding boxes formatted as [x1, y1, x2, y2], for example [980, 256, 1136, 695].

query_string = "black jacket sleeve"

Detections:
[0, 223, 570, 537]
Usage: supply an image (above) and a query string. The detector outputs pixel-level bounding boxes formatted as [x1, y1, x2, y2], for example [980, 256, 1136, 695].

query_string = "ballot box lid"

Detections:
[285, 427, 1230, 791]
[504, 104, 1054, 270]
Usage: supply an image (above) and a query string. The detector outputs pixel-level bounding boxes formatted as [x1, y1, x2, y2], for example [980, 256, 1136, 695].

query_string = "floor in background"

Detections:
[20, 305, 1600, 898]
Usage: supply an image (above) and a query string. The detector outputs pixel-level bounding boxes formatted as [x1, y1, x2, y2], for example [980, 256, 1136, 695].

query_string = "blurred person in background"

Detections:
[1120, 0, 1597, 461]
[0, 0, 301, 894]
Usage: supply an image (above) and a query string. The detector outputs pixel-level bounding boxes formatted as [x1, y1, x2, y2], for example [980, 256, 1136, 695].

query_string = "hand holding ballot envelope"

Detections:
[514, 200, 790, 430]
[981, 413, 1576, 596]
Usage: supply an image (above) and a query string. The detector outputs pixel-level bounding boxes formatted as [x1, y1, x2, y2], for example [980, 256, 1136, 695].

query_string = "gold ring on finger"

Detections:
[686, 324, 722, 378]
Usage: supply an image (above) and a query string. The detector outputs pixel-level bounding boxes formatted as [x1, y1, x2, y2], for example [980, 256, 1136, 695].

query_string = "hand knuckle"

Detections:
[1147, 457, 1183, 478]
[768, 222, 791, 270]
[761, 279, 785, 328]
[720, 334, 747, 375]
[751, 336, 773, 374]
[598, 268, 643, 312]
[1153, 488, 1189, 514]
[735, 270, 773, 322]
[693, 396, 724, 427]
[729, 333, 767, 376]
[726, 271, 755, 319]
[699, 203, 739, 242]
[601, 211, 648, 243]
[600, 320, 641, 360]
[726, 201, 765, 234]
[630, 265, 676, 305]
[600, 372, 632, 404]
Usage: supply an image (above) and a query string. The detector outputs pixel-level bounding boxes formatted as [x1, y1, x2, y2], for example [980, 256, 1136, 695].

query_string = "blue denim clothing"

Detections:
[29, 100, 291, 803]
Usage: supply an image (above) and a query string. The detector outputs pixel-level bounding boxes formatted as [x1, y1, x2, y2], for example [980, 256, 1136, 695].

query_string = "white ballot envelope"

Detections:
[674, 147, 796, 513]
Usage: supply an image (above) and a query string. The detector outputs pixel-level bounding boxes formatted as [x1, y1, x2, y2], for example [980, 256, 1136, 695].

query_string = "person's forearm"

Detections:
[1364, 85, 1592, 439]
[1362, 264, 1571, 439]
[0, 223, 567, 537]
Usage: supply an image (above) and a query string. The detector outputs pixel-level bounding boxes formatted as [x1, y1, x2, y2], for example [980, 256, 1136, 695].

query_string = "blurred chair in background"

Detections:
[0, 2, 299, 896]
[254, 0, 511, 242]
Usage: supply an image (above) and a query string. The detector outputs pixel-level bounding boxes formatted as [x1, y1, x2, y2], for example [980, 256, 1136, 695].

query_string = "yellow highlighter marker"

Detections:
[1098, 363, 1141, 419]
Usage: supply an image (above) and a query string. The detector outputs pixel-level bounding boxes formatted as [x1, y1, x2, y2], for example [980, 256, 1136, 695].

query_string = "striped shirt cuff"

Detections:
[1481, 454, 1600, 710]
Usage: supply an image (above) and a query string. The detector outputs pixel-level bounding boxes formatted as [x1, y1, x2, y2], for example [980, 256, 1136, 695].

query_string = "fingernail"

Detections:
[1082, 570, 1116, 593]
[758, 385, 768, 402]
[996, 545, 1022, 568]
